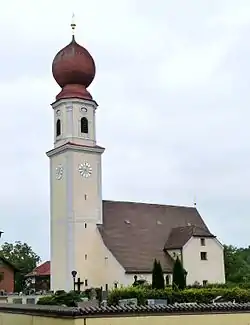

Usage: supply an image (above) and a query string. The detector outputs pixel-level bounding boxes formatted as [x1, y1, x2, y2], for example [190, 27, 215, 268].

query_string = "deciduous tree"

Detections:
[0, 241, 41, 292]
[224, 245, 250, 283]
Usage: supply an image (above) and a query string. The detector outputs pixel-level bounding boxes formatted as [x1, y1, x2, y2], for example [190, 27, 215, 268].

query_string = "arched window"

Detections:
[56, 119, 61, 137]
[81, 117, 88, 134]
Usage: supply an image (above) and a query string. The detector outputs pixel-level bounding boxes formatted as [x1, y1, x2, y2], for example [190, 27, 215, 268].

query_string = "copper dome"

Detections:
[52, 36, 96, 100]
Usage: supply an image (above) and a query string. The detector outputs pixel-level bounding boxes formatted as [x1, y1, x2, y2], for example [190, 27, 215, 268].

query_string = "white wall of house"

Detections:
[182, 236, 225, 285]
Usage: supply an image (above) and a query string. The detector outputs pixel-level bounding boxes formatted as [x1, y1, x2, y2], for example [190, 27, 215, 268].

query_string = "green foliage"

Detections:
[186, 282, 250, 289]
[0, 241, 41, 292]
[107, 286, 250, 306]
[172, 256, 186, 290]
[152, 259, 165, 290]
[224, 245, 250, 283]
[37, 290, 83, 307]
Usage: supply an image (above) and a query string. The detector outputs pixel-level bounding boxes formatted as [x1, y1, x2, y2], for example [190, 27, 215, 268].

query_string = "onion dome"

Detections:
[52, 18, 96, 101]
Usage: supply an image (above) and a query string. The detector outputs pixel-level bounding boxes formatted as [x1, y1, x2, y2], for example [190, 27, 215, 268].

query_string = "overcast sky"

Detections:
[0, 0, 250, 261]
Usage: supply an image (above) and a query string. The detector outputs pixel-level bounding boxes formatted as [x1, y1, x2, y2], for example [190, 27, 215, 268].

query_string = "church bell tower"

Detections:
[46, 19, 105, 291]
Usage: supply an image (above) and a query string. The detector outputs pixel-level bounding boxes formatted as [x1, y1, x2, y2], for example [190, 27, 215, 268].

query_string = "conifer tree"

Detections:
[157, 260, 165, 289]
[172, 256, 186, 290]
[152, 259, 165, 289]
[152, 259, 158, 289]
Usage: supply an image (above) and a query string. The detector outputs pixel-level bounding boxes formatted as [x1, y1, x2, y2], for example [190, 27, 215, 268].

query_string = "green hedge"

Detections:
[108, 287, 250, 305]
[37, 291, 83, 307]
[186, 282, 250, 289]
[37, 288, 102, 307]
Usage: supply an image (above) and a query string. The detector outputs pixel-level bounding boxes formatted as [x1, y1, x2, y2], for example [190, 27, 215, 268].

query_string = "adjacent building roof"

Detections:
[98, 200, 214, 273]
[26, 261, 50, 277]
[164, 225, 215, 250]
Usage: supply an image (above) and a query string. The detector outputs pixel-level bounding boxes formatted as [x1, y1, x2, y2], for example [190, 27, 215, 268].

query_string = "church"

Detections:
[46, 21, 225, 292]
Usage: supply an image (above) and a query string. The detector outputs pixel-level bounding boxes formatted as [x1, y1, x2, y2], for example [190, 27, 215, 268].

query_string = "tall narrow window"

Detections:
[56, 119, 61, 137]
[81, 117, 88, 134]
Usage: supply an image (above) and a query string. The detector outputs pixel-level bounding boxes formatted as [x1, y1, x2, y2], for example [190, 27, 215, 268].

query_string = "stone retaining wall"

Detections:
[0, 302, 250, 324]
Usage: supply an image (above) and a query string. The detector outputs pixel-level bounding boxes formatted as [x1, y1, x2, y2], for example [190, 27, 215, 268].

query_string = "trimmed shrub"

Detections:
[186, 282, 250, 289]
[107, 286, 250, 306]
[37, 295, 59, 306]
[37, 291, 82, 307]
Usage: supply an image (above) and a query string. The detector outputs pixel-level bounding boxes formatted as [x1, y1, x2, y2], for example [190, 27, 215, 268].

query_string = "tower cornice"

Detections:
[46, 141, 105, 158]
[51, 97, 98, 109]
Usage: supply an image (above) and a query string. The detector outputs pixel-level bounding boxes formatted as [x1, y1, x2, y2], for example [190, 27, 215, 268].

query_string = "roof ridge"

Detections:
[103, 199, 196, 209]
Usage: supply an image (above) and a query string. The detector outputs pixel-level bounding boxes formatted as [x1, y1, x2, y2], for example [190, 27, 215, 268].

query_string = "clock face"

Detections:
[78, 161, 92, 178]
[55, 165, 63, 180]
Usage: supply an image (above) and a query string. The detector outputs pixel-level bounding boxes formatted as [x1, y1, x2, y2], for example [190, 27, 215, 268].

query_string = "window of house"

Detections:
[200, 238, 205, 246]
[84, 223, 87, 228]
[81, 117, 88, 134]
[85, 279, 88, 286]
[203, 280, 208, 286]
[200, 252, 207, 260]
[56, 119, 61, 136]
[165, 275, 170, 286]
[84, 254, 87, 260]
[0, 272, 4, 282]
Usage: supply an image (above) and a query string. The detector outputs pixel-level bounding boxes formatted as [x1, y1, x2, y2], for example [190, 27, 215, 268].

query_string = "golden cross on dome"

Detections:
[71, 13, 76, 35]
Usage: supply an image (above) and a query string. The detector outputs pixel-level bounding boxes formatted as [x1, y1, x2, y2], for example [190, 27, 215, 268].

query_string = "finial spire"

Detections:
[71, 13, 76, 39]
[193, 195, 197, 207]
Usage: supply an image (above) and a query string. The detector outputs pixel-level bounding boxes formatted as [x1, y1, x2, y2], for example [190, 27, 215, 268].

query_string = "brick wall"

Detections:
[0, 264, 14, 293]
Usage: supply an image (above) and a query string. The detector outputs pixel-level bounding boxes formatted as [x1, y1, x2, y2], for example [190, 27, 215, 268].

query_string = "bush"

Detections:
[186, 282, 250, 289]
[107, 286, 250, 305]
[37, 295, 59, 306]
[37, 291, 82, 307]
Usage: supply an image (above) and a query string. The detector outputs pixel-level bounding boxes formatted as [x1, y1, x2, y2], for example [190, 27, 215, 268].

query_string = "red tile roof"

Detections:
[26, 261, 50, 277]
